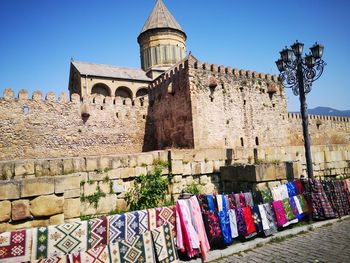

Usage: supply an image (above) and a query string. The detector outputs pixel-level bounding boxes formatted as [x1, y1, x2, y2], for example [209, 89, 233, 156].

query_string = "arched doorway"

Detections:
[136, 88, 148, 97]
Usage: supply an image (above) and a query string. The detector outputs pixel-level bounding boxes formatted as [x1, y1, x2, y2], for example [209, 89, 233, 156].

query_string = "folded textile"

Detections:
[0, 229, 32, 263]
[31, 221, 88, 260]
[176, 199, 200, 258]
[87, 216, 108, 249]
[69, 245, 110, 263]
[235, 208, 248, 236]
[292, 196, 304, 220]
[252, 190, 264, 205]
[151, 224, 179, 263]
[294, 180, 305, 195]
[287, 182, 298, 197]
[251, 205, 263, 233]
[262, 203, 278, 236]
[279, 185, 289, 200]
[272, 200, 287, 227]
[188, 196, 210, 260]
[260, 188, 273, 203]
[196, 195, 223, 248]
[228, 209, 239, 238]
[309, 179, 336, 220]
[109, 231, 155, 263]
[217, 195, 232, 244]
[271, 187, 282, 201]
[239, 193, 247, 208]
[234, 194, 241, 208]
[108, 210, 149, 245]
[242, 207, 256, 236]
[282, 198, 296, 221]
[258, 204, 269, 231]
[244, 192, 254, 207]
[148, 206, 176, 238]
[297, 195, 310, 214]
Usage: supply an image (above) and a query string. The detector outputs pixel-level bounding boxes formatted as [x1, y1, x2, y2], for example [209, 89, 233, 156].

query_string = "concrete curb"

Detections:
[180, 215, 350, 263]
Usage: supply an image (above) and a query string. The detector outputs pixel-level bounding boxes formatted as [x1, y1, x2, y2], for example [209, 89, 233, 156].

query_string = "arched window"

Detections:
[136, 88, 148, 98]
[115, 86, 132, 99]
[91, 83, 111, 97]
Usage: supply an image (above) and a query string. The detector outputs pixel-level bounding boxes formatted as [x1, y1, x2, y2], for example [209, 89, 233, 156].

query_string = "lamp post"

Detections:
[276, 41, 325, 179]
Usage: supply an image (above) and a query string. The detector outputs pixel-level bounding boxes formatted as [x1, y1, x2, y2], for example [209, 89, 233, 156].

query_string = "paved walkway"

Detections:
[210, 218, 350, 263]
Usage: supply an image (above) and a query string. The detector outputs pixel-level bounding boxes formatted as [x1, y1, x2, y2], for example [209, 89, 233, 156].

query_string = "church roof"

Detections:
[140, 0, 184, 35]
[72, 61, 152, 82]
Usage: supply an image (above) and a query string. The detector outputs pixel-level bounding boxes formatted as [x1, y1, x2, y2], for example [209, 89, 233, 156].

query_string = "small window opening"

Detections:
[132, 101, 135, 106]
[116, 112, 119, 118]
[239, 87, 244, 92]
[142, 115, 146, 120]
[23, 105, 29, 114]
[240, 137, 244, 147]
[113, 99, 116, 105]
[255, 137, 259, 146]
[272, 103, 275, 108]
[316, 123, 321, 130]
[140, 99, 144, 107]
[123, 100, 126, 105]
[226, 120, 230, 125]
[101, 106, 103, 110]
[243, 100, 246, 106]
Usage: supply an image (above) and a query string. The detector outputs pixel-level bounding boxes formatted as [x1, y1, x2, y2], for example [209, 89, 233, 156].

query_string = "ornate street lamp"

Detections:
[275, 41, 326, 179]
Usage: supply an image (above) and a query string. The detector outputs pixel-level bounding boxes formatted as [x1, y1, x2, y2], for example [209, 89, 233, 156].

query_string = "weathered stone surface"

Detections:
[136, 153, 154, 166]
[1, 163, 14, 179]
[86, 157, 99, 171]
[99, 182, 111, 194]
[107, 169, 121, 179]
[62, 158, 74, 174]
[83, 181, 98, 196]
[64, 198, 80, 219]
[88, 171, 107, 181]
[116, 199, 128, 211]
[120, 167, 135, 179]
[12, 200, 31, 221]
[172, 160, 184, 174]
[49, 159, 63, 176]
[50, 213, 64, 225]
[112, 180, 125, 194]
[96, 195, 118, 214]
[135, 166, 147, 177]
[34, 160, 51, 177]
[30, 195, 64, 216]
[55, 175, 81, 193]
[0, 201, 11, 222]
[0, 181, 20, 200]
[14, 161, 34, 177]
[21, 177, 54, 197]
[64, 188, 81, 198]
[200, 175, 209, 185]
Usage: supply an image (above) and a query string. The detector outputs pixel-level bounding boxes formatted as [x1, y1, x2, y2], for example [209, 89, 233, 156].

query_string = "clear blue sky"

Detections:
[1, 0, 349, 111]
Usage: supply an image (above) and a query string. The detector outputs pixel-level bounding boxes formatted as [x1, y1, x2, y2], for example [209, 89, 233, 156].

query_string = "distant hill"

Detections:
[291, 107, 350, 117]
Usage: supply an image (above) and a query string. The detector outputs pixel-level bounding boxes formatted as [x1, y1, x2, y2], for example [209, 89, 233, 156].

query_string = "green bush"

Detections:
[184, 181, 203, 195]
[125, 166, 172, 211]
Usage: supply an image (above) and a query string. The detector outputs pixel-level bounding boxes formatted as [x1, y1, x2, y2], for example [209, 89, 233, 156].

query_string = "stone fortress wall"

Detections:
[0, 88, 149, 161]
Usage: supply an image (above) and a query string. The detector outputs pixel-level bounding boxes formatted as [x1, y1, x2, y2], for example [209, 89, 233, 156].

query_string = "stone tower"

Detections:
[137, 0, 187, 79]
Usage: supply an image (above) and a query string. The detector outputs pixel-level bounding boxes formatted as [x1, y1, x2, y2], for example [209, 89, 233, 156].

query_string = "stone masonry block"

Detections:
[21, 177, 55, 197]
[135, 166, 147, 177]
[62, 159, 74, 174]
[30, 195, 64, 217]
[64, 198, 81, 219]
[172, 160, 184, 174]
[111, 157, 122, 169]
[1, 163, 14, 179]
[55, 175, 81, 194]
[49, 159, 63, 176]
[0, 201, 11, 222]
[72, 157, 86, 172]
[86, 157, 99, 171]
[136, 153, 154, 166]
[88, 171, 107, 181]
[34, 160, 50, 177]
[49, 214, 64, 225]
[14, 161, 34, 177]
[99, 157, 111, 169]
[107, 169, 121, 179]
[128, 155, 137, 167]
[64, 189, 81, 199]
[83, 181, 98, 196]
[99, 182, 111, 194]
[120, 167, 135, 179]
[11, 200, 31, 221]
[0, 181, 20, 200]
[96, 195, 117, 214]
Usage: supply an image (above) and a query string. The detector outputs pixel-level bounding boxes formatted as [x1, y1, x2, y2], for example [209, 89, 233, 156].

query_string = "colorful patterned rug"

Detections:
[108, 210, 149, 245]
[151, 224, 178, 263]
[87, 216, 108, 249]
[31, 221, 88, 260]
[0, 229, 32, 263]
[148, 206, 176, 238]
[34, 255, 68, 262]
[109, 231, 155, 263]
[69, 245, 110, 263]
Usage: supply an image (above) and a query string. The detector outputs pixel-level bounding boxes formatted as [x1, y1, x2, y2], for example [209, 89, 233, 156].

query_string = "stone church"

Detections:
[68, 0, 187, 101]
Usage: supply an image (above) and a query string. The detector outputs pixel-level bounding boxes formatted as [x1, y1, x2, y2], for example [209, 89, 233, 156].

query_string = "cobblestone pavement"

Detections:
[211, 218, 350, 263]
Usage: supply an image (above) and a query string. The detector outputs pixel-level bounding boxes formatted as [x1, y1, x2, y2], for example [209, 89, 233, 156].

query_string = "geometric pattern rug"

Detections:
[108, 210, 149, 245]
[151, 224, 179, 263]
[33, 255, 68, 263]
[69, 245, 110, 263]
[109, 231, 155, 263]
[148, 206, 176, 238]
[31, 221, 88, 260]
[0, 229, 32, 263]
[87, 216, 108, 249]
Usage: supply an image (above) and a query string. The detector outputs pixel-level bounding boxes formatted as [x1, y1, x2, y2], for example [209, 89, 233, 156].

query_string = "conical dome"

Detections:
[140, 0, 185, 35]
